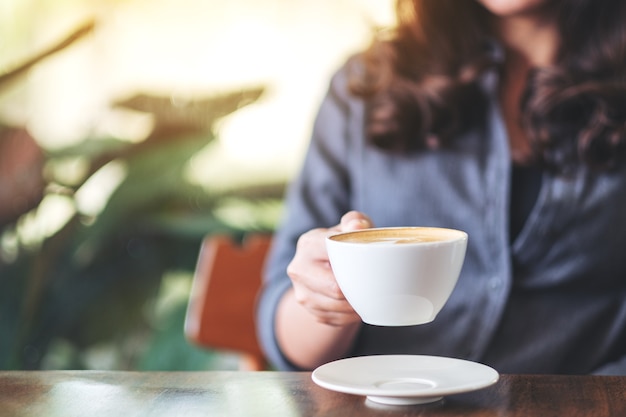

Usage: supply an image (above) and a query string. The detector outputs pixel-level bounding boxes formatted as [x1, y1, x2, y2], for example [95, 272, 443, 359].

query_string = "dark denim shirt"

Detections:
[256, 58, 626, 374]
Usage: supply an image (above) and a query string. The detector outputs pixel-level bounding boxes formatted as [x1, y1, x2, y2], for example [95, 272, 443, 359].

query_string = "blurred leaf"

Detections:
[68, 132, 214, 257]
[47, 136, 134, 160]
[0, 19, 95, 93]
[113, 87, 265, 133]
[1, 76, 277, 371]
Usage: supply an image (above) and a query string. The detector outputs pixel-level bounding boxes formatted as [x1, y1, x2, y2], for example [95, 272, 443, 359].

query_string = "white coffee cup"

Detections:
[326, 227, 468, 326]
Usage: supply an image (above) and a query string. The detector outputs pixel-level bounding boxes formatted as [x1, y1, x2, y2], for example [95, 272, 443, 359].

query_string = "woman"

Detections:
[256, 0, 626, 374]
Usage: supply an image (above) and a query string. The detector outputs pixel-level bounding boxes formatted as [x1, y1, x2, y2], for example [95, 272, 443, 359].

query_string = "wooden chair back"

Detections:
[184, 234, 272, 371]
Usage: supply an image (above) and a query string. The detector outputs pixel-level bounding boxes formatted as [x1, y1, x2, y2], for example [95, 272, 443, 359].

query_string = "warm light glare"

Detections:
[46, 157, 90, 187]
[74, 160, 127, 217]
[3, 0, 395, 186]
[17, 195, 76, 248]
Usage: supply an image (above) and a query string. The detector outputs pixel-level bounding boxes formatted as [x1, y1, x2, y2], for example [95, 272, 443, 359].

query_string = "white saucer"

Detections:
[311, 355, 499, 405]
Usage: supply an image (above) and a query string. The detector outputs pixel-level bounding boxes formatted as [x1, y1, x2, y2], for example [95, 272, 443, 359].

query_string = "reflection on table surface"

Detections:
[1, 370, 625, 417]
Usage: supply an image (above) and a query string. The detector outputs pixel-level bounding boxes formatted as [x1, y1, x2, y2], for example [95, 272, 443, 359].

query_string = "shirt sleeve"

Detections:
[255, 61, 358, 371]
[592, 355, 626, 375]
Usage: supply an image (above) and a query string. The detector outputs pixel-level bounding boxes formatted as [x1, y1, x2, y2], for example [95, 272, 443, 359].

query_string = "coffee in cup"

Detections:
[326, 227, 467, 326]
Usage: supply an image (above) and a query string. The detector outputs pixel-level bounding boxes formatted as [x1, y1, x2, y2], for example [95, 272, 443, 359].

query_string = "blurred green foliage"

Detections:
[0, 22, 285, 370]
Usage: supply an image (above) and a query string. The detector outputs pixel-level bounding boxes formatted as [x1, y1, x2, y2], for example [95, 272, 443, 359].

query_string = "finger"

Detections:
[287, 258, 344, 300]
[292, 286, 355, 314]
[310, 309, 362, 327]
[339, 211, 374, 232]
[293, 227, 333, 262]
[294, 290, 361, 325]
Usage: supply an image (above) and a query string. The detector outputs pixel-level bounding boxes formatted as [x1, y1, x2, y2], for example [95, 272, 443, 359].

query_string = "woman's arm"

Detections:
[255, 59, 370, 370]
[275, 212, 371, 370]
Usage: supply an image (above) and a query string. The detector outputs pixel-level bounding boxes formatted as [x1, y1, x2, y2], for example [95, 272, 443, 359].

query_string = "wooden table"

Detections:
[1, 371, 625, 417]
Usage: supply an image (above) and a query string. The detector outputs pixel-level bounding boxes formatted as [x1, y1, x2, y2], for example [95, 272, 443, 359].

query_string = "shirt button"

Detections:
[489, 277, 501, 290]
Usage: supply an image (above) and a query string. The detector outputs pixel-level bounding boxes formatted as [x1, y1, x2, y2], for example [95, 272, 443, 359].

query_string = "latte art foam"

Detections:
[330, 227, 463, 245]
[354, 237, 443, 244]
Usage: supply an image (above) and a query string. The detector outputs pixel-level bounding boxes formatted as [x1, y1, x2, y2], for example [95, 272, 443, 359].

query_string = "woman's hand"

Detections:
[286, 211, 374, 326]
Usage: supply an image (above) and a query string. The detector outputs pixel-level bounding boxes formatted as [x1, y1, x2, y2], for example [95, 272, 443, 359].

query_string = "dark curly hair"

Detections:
[349, 0, 626, 172]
